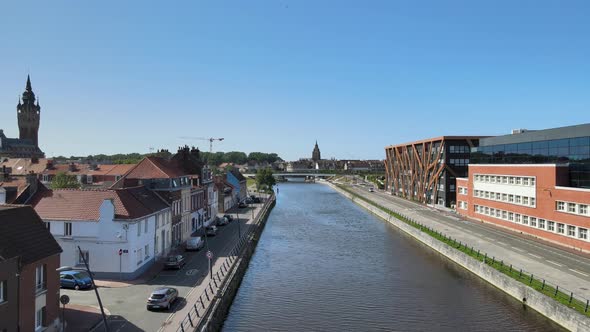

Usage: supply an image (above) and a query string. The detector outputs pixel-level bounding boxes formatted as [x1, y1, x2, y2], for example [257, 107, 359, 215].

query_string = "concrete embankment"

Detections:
[196, 195, 276, 332]
[327, 182, 590, 332]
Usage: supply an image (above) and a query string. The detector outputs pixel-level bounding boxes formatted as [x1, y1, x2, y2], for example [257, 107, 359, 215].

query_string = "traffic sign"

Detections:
[60, 294, 70, 305]
[118, 249, 122, 256]
[206, 251, 213, 259]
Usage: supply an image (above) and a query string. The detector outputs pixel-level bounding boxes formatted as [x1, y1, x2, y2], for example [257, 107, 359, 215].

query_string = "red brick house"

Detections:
[0, 205, 63, 332]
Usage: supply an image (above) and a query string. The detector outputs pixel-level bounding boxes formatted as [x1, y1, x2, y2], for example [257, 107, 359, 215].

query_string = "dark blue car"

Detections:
[60, 270, 93, 290]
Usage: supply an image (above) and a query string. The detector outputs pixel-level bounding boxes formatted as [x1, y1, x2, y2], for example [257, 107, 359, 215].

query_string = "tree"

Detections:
[255, 168, 276, 192]
[51, 172, 81, 189]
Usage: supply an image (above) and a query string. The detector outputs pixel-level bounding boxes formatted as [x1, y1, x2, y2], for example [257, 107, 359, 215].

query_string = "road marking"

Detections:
[569, 269, 590, 277]
[484, 237, 495, 241]
[528, 253, 542, 259]
[546, 260, 563, 267]
[496, 241, 507, 246]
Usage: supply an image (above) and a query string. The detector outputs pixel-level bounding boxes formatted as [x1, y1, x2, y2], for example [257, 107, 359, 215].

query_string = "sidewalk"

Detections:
[64, 304, 109, 331]
[337, 182, 590, 301]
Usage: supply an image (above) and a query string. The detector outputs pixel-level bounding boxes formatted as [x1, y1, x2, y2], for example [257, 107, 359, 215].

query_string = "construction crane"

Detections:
[179, 137, 225, 153]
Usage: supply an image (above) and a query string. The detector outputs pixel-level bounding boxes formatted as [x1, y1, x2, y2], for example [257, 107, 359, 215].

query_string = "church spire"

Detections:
[26, 74, 32, 92]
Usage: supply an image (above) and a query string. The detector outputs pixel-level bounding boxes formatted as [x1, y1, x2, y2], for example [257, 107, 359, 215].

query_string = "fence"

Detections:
[336, 184, 590, 317]
[175, 193, 276, 332]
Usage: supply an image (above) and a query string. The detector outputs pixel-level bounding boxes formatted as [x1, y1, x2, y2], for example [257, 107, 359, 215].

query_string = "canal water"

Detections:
[222, 183, 563, 331]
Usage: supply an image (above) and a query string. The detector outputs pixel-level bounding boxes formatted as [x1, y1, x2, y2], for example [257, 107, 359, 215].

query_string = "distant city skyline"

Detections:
[1, 1, 588, 161]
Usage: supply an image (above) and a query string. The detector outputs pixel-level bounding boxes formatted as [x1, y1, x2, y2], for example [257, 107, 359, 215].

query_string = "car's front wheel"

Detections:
[74, 284, 80, 290]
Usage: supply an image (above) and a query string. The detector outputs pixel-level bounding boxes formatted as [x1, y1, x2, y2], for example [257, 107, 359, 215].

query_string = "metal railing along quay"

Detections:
[337, 184, 590, 318]
[175, 193, 276, 332]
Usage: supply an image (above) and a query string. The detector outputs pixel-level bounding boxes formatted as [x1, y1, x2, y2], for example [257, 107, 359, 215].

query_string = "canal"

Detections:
[222, 183, 564, 331]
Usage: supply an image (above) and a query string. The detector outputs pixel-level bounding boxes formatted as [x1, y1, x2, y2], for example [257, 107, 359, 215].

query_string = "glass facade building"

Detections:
[471, 124, 590, 188]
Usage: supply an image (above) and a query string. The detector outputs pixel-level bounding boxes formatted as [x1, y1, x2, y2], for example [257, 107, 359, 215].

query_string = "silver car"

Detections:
[147, 287, 178, 311]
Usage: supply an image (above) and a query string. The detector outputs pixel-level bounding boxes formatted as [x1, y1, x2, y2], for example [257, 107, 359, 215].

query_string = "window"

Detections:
[35, 265, 45, 292]
[508, 212, 514, 221]
[45, 222, 50, 232]
[78, 250, 89, 266]
[516, 177, 522, 185]
[568, 225, 576, 237]
[523, 197, 529, 205]
[495, 193, 501, 200]
[538, 219, 545, 229]
[556, 201, 565, 211]
[580, 205, 588, 215]
[522, 216, 529, 225]
[568, 203, 576, 213]
[547, 221, 555, 232]
[579, 228, 588, 240]
[508, 194, 514, 203]
[144, 219, 148, 234]
[515, 196, 521, 204]
[557, 223, 565, 234]
[530, 178, 535, 186]
[137, 248, 143, 265]
[145, 244, 150, 259]
[530, 198, 535, 206]
[502, 211, 508, 219]
[523, 178, 529, 186]
[137, 222, 141, 236]
[502, 193, 507, 201]
[515, 214, 521, 223]
[485, 191, 490, 199]
[35, 307, 45, 330]
[509, 177, 515, 184]
[0, 280, 6, 303]
[155, 214, 159, 229]
[502, 176, 508, 184]
[530, 217, 537, 227]
[64, 222, 72, 236]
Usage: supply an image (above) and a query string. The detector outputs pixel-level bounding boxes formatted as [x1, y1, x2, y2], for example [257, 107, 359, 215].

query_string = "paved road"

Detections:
[66, 205, 261, 332]
[342, 182, 590, 300]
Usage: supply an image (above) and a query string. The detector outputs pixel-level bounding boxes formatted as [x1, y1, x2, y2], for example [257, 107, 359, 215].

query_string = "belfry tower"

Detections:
[312, 141, 321, 161]
[17, 75, 41, 147]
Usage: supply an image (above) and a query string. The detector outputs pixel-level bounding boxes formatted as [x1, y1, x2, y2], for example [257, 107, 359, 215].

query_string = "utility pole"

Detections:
[77, 246, 110, 332]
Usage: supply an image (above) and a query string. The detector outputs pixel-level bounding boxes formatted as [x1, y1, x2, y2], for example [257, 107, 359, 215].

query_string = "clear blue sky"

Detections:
[0, 1, 588, 161]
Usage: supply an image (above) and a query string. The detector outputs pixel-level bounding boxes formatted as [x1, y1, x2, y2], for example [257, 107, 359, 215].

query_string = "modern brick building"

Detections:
[384, 136, 485, 207]
[456, 124, 590, 252]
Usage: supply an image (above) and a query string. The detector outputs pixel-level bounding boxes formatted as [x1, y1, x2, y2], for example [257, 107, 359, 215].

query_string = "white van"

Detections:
[185, 237, 204, 251]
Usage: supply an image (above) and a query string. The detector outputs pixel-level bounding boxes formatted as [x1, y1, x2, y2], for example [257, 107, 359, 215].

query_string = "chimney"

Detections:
[31, 156, 39, 164]
[46, 159, 53, 169]
[69, 162, 76, 172]
[26, 171, 38, 196]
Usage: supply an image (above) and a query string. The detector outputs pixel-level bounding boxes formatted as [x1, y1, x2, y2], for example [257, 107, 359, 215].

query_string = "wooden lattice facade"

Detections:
[384, 136, 483, 207]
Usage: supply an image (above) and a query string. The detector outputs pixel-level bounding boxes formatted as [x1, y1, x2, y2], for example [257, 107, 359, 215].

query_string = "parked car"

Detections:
[223, 214, 234, 222]
[185, 237, 204, 251]
[60, 270, 93, 290]
[164, 255, 186, 270]
[206, 226, 217, 237]
[369, 187, 375, 192]
[216, 217, 229, 227]
[146, 287, 178, 311]
[238, 201, 247, 208]
[252, 197, 261, 203]
[245, 197, 253, 204]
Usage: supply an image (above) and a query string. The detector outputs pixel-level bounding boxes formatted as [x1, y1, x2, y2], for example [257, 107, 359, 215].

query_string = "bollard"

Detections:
[509, 264, 512, 273]
[500, 260, 503, 268]
[542, 280, 545, 290]
[492, 257, 495, 265]
[180, 321, 185, 332]
[529, 274, 533, 284]
[585, 299, 589, 312]
[214, 278, 218, 288]
[200, 295, 205, 308]
[555, 286, 559, 297]
[569, 292, 573, 304]
[217, 271, 221, 280]
[195, 304, 200, 318]
[477, 250, 480, 258]
[205, 288, 210, 301]
[484, 253, 487, 263]
[188, 312, 194, 327]
[519, 269, 522, 278]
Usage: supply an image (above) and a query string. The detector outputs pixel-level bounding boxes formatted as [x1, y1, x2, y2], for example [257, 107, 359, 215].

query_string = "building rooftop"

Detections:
[480, 123, 590, 146]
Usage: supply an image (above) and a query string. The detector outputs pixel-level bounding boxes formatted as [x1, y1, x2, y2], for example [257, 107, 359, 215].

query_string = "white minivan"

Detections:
[185, 236, 205, 251]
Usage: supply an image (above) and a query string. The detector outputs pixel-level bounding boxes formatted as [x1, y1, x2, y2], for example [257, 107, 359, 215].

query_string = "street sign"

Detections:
[60, 294, 70, 305]
[118, 249, 122, 256]
[206, 251, 213, 259]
